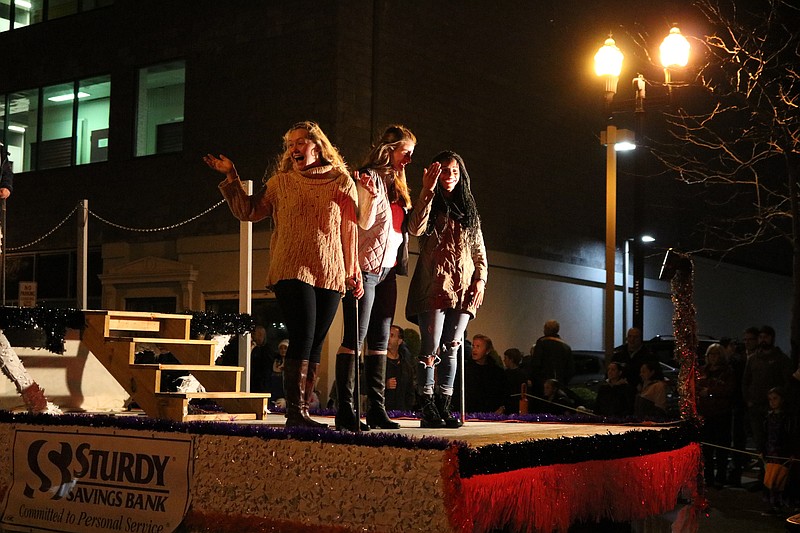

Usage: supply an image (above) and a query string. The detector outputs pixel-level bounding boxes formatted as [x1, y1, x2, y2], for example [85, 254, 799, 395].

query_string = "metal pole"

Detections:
[623, 238, 630, 340]
[633, 76, 646, 335]
[238, 181, 253, 392]
[1, 197, 6, 306]
[604, 124, 618, 366]
[352, 297, 361, 432]
[77, 199, 88, 310]
[459, 337, 466, 424]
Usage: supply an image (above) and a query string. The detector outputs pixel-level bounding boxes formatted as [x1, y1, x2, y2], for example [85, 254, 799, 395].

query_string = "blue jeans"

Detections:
[342, 267, 396, 353]
[416, 309, 470, 396]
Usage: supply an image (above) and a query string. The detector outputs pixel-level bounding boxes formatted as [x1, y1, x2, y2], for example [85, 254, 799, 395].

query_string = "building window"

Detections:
[136, 60, 185, 157]
[76, 76, 110, 165]
[2, 74, 110, 171]
[1, 0, 111, 32]
[6, 89, 40, 172]
[40, 82, 75, 169]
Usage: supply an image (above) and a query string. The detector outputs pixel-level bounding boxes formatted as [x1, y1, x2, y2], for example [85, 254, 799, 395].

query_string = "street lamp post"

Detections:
[594, 36, 624, 364]
[595, 27, 690, 358]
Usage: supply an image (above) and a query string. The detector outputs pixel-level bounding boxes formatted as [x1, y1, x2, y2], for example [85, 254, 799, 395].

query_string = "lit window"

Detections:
[136, 60, 185, 157]
[13, 0, 39, 28]
[76, 76, 111, 165]
[40, 82, 75, 169]
[6, 89, 39, 172]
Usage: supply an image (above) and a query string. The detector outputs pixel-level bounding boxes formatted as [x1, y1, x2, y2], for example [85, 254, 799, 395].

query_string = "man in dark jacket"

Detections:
[530, 320, 575, 385]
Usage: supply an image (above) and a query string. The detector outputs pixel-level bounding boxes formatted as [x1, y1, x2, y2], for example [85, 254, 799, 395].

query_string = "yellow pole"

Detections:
[605, 124, 617, 365]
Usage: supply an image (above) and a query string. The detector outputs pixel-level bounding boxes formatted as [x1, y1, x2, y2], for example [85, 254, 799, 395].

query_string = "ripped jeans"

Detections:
[416, 309, 471, 396]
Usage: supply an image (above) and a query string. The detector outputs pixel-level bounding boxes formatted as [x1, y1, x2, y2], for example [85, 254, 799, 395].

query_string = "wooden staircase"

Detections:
[81, 310, 269, 422]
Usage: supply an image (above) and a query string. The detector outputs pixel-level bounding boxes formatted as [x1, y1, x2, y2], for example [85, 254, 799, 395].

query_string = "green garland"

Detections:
[0, 306, 84, 353]
[0, 307, 255, 354]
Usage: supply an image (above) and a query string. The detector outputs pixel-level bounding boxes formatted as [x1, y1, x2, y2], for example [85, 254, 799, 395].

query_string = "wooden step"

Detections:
[154, 392, 271, 422]
[107, 337, 218, 365]
[81, 309, 269, 423]
[84, 310, 192, 340]
[131, 364, 244, 393]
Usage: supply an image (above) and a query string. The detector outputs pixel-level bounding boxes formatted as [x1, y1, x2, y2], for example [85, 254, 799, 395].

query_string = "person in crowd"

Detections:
[697, 343, 736, 488]
[538, 378, 576, 415]
[249, 325, 272, 393]
[464, 334, 504, 414]
[613, 327, 657, 387]
[501, 348, 529, 415]
[268, 339, 288, 409]
[594, 361, 635, 416]
[742, 325, 793, 458]
[529, 319, 575, 386]
[760, 387, 799, 515]
[634, 360, 668, 419]
[406, 150, 487, 429]
[204, 121, 361, 428]
[334, 125, 437, 431]
[385, 324, 417, 411]
[729, 327, 759, 486]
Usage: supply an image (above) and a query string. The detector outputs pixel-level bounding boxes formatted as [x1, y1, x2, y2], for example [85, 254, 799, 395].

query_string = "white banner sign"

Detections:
[1, 425, 193, 533]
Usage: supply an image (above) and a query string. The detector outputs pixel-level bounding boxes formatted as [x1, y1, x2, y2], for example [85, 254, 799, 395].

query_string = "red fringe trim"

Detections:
[449, 443, 701, 533]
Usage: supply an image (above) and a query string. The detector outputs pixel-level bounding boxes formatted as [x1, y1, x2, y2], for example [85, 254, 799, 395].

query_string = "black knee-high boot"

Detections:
[364, 355, 400, 429]
[334, 353, 369, 431]
[302, 362, 328, 428]
[283, 358, 309, 427]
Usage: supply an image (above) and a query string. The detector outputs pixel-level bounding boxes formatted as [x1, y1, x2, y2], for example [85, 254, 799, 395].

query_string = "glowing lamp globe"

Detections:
[595, 37, 624, 95]
[660, 26, 690, 68]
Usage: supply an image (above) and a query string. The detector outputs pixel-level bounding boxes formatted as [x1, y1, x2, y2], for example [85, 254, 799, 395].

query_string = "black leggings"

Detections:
[273, 279, 341, 365]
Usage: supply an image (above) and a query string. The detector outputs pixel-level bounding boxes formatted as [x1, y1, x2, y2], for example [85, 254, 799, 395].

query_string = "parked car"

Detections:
[568, 350, 681, 417]
[645, 334, 719, 367]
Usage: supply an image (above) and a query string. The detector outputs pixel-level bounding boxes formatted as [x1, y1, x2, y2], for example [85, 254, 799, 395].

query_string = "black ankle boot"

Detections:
[435, 393, 463, 428]
[334, 353, 369, 432]
[364, 355, 400, 429]
[420, 394, 445, 428]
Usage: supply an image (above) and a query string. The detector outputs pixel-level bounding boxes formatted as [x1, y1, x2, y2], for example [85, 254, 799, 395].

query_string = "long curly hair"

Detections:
[361, 125, 415, 208]
[425, 150, 481, 239]
[271, 121, 348, 178]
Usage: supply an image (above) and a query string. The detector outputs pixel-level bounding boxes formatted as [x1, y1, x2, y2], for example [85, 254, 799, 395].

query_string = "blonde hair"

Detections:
[272, 121, 348, 178]
[362, 125, 415, 208]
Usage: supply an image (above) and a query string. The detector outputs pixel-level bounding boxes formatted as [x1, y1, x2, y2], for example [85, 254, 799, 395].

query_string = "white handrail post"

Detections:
[77, 199, 88, 310]
[238, 181, 253, 392]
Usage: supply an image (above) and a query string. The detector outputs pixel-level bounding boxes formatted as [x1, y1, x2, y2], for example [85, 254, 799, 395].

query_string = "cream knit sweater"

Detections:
[219, 165, 358, 293]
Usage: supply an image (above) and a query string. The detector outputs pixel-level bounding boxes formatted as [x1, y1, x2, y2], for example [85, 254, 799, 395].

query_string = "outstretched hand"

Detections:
[422, 162, 441, 193]
[354, 170, 378, 197]
[203, 153, 236, 177]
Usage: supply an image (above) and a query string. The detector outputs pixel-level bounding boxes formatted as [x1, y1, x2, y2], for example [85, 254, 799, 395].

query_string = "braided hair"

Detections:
[425, 150, 481, 241]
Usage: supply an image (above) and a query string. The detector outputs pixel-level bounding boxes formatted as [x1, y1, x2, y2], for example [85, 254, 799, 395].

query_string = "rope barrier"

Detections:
[5, 199, 227, 251]
[6, 205, 79, 251]
[88, 199, 226, 232]
[699, 441, 800, 465]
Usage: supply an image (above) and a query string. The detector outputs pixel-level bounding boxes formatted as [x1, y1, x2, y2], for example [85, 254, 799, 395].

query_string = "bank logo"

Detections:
[2, 426, 192, 533]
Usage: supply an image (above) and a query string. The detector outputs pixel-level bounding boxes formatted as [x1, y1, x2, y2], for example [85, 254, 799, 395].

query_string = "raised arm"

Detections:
[406, 162, 440, 236]
[204, 153, 273, 221]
